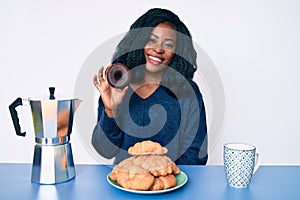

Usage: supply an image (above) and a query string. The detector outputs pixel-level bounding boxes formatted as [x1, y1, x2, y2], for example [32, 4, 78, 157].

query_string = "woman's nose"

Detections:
[152, 43, 164, 53]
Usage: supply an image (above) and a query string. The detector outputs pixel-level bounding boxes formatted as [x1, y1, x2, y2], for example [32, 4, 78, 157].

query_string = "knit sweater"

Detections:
[92, 81, 208, 165]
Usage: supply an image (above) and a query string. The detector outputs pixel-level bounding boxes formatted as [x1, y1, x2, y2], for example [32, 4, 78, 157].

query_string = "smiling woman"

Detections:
[143, 22, 177, 75]
[91, 8, 208, 165]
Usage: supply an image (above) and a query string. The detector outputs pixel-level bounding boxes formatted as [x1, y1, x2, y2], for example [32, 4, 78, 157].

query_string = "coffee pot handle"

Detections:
[9, 97, 26, 137]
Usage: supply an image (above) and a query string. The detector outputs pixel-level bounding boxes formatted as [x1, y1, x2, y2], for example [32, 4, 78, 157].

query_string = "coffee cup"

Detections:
[223, 143, 259, 188]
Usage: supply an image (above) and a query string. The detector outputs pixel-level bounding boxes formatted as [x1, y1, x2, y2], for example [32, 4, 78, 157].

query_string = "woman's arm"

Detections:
[92, 65, 129, 158]
[175, 81, 208, 165]
[91, 97, 123, 159]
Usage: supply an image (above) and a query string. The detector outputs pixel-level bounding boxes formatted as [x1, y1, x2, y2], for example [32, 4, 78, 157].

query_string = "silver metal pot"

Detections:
[9, 87, 82, 184]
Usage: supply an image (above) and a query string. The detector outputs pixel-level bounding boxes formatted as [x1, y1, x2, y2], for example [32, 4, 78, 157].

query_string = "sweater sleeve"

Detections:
[91, 97, 123, 159]
[175, 81, 208, 165]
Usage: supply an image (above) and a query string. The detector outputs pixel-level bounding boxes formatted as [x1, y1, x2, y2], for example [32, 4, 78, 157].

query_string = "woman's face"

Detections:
[144, 22, 177, 74]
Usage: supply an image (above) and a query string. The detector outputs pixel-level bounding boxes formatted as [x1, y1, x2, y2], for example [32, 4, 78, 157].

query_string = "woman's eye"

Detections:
[164, 43, 174, 49]
[148, 38, 156, 44]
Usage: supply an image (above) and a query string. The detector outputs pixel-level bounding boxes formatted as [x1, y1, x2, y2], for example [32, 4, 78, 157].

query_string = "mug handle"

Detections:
[253, 153, 260, 174]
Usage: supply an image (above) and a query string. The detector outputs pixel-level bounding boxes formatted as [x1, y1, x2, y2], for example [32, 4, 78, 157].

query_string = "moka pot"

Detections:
[9, 87, 82, 184]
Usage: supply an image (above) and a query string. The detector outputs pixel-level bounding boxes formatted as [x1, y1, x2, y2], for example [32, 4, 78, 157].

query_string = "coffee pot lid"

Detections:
[28, 87, 80, 101]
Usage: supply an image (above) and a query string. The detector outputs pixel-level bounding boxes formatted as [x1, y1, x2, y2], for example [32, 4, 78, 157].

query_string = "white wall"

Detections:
[1, 0, 299, 165]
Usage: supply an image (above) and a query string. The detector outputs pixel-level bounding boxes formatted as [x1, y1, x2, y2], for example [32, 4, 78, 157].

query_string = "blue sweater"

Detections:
[92, 81, 208, 165]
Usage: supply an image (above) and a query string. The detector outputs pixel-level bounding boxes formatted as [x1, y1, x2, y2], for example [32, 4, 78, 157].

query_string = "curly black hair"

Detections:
[111, 8, 198, 95]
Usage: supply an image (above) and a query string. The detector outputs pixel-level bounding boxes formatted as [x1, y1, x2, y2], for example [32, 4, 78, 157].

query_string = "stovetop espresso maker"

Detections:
[9, 87, 82, 184]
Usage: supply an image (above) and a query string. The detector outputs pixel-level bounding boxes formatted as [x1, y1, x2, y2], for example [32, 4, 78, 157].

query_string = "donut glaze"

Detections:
[106, 63, 131, 88]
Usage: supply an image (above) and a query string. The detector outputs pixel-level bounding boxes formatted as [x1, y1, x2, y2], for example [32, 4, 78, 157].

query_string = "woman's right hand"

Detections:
[93, 64, 128, 117]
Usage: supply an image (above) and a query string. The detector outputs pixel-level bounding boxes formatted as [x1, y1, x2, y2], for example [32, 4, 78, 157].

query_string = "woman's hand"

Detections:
[93, 64, 128, 117]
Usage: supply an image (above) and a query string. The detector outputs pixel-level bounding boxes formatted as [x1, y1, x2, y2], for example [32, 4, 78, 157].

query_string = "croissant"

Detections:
[128, 140, 168, 155]
[150, 175, 177, 191]
[109, 140, 180, 191]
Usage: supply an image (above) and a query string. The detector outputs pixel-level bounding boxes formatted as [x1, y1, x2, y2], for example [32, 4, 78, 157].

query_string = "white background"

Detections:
[1, 0, 299, 165]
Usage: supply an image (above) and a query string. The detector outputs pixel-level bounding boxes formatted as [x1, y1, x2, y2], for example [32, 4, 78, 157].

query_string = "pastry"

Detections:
[128, 140, 168, 155]
[106, 63, 131, 89]
[150, 175, 177, 191]
[109, 140, 180, 191]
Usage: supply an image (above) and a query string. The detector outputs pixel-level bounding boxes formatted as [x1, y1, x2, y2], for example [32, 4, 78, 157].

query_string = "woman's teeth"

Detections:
[149, 56, 162, 62]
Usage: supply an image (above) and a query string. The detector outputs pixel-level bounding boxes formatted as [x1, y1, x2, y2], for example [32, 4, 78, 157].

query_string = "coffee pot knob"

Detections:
[49, 87, 55, 100]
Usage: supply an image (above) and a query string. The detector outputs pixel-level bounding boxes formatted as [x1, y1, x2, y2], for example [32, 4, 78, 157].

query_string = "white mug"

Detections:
[223, 143, 259, 188]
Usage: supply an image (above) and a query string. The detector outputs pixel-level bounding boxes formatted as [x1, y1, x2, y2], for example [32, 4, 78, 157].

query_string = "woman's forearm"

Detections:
[92, 110, 122, 159]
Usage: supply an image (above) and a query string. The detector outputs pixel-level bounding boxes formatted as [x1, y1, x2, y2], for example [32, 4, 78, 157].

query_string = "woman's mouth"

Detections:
[148, 55, 163, 65]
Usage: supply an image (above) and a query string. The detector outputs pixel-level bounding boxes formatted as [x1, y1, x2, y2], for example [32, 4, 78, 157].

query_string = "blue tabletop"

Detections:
[0, 163, 300, 200]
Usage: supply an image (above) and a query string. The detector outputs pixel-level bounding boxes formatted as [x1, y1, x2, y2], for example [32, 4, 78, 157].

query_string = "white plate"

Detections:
[107, 171, 188, 194]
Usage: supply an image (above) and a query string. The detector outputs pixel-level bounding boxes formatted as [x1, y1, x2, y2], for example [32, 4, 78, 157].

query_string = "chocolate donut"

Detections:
[106, 63, 131, 88]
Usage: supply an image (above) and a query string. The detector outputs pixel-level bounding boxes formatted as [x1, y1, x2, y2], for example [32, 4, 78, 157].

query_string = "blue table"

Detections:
[0, 163, 300, 200]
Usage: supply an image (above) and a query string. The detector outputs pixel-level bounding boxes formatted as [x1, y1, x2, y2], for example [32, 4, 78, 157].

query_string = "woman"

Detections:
[92, 8, 208, 165]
